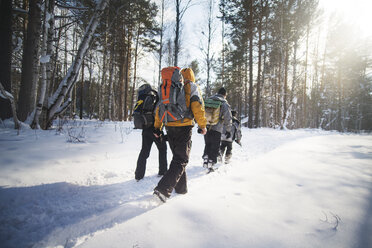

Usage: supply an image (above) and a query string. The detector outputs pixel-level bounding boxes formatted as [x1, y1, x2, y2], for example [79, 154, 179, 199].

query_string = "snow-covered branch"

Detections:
[0, 82, 20, 129]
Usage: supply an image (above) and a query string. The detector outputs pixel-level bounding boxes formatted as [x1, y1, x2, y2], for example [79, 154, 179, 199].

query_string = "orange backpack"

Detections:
[158, 67, 189, 124]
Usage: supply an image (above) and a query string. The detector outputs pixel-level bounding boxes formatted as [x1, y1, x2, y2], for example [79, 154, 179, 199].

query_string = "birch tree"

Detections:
[31, 0, 53, 129]
[46, 0, 109, 128]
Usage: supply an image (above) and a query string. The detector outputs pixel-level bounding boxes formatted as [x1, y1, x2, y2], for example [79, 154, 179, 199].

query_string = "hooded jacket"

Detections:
[207, 94, 232, 134]
[154, 68, 207, 129]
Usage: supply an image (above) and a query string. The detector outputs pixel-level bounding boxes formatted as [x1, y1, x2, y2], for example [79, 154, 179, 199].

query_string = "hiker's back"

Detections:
[133, 84, 157, 129]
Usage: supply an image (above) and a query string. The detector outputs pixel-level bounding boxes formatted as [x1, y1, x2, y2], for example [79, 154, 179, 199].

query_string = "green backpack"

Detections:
[204, 98, 222, 126]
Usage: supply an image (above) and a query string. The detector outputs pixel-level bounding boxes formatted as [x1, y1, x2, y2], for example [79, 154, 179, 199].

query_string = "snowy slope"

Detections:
[0, 120, 371, 248]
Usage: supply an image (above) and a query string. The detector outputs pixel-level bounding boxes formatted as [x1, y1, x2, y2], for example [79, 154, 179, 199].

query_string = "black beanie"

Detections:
[218, 87, 227, 96]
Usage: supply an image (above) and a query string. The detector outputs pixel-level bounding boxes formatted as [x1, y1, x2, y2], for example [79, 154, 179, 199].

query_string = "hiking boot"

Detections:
[175, 189, 188, 195]
[153, 189, 167, 203]
[203, 157, 209, 168]
[207, 159, 215, 169]
[225, 155, 231, 164]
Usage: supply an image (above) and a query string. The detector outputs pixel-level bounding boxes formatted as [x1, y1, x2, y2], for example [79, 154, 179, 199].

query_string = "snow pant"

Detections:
[135, 127, 168, 180]
[220, 140, 233, 159]
[155, 126, 192, 197]
[203, 129, 222, 163]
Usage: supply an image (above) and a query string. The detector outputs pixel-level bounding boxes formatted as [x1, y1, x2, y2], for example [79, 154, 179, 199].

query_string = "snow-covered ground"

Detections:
[0, 119, 371, 248]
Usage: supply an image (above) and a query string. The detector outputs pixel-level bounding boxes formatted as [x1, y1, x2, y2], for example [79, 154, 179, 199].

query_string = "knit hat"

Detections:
[218, 87, 227, 96]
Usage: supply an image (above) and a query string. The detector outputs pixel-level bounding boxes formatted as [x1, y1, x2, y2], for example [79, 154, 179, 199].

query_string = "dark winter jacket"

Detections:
[221, 117, 242, 142]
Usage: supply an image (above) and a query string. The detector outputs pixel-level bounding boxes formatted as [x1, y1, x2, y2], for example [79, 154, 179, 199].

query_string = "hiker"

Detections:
[153, 67, 207, 202]
[219, 110, 242, 164]
[133, 84, 168, 181]
[202, 87, 232, 169]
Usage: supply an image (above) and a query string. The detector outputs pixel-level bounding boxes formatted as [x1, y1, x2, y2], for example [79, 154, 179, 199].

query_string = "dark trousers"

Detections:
[135, 127, 168, 180]
[155, 126, 192, 197]
[220, 140, 232, 158]
[203, 129, 221, 163]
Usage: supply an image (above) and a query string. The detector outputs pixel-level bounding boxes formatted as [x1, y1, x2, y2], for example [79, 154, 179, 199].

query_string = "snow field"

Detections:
[0, 120, 371, 248]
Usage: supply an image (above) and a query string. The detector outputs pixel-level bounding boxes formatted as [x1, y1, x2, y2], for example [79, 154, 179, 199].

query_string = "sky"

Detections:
[319, 0, 372, 39]
[0, 120, 371, 247]
[140, 0, 372, 87]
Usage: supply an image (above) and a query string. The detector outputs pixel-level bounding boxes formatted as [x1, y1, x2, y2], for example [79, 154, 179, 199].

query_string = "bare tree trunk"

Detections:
[158, 0, 165, 85]
[99, 19, 109, 120]
[255, 1, 263, 128]
[221, 0, 225, 84]
[123, 29, 132, 121]
[129, 25, 140, 120]
[32, 0, 51, 129]
[80, 60, 84, 119]
[205, 0, 214, 96]
[283, 39, 298, 129]
[118, 26, 126, 121]
[248, 0, 254, 128]
[319, 33, 327, 129]
[0, 0, 13, 120]
[42, 0, 55, 129]
[108, 42, 115, 120]
[18, 0, 42, 122]
[175, 0, 180, 66]
[337, 67, 343, 131]
[46, 0, 109, 128]
[281, 41, 289, 128]
[303, 24, 309, 128]
[244, 53, 248, 125]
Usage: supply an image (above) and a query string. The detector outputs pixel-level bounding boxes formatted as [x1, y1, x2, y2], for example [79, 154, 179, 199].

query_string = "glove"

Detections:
[197, 127, 207, 135]
[153, 129, 162, 138]
[235, 140, 242, 146]
[225, 132, 231, 139]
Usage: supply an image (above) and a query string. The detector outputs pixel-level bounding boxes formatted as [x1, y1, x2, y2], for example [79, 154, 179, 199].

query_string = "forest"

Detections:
[0, 0, 371, 132]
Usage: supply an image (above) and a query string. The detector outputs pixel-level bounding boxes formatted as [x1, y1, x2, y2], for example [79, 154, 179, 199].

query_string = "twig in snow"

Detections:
[320, 211, 341, 231]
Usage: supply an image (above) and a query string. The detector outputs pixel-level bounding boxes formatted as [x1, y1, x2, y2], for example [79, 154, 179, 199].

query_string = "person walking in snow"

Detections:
[202, 87, 232, 170]
[133, 84, 168, 181]
[153, 67, 207, 202]
[219, 110, 242, 164]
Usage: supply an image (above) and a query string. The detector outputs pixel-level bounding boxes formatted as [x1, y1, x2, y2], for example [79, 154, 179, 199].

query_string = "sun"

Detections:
[320, 0, 372, 39]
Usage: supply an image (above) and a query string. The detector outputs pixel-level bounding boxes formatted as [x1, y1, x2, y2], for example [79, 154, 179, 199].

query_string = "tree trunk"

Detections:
[244, 52, 248, 126]
[80, 60, 84, 119]
[174, 0, 180, 66]
[281, 41, 289, 127]
[248, 0, 254, 128]
[303, 24, 310, 128]
[18, 0, 42, 122]
[129, 25, 140, 120]
[158, 0, 165, 85]
[205, 0, 214, 96]
[0, 0, 13, 120]
[221, 0, 225, 85]
[255, 3, 263, 128]
[31, 0, 50, 129]
[123, 29, 132, 121]
[107, 42, 115, 121]
[282, 39, 298, 129]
